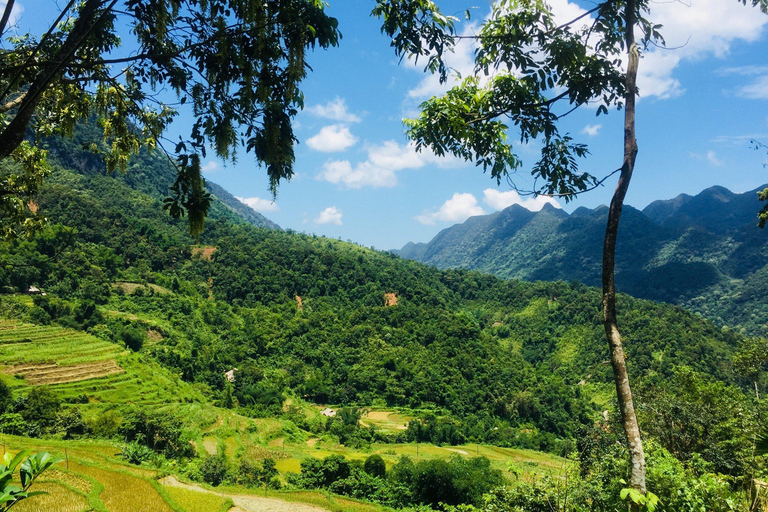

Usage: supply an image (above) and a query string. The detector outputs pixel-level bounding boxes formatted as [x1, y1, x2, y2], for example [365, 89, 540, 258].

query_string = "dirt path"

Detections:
[161, 476, 329, 512]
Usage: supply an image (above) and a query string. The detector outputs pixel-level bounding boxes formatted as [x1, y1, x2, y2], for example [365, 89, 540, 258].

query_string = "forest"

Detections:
[0, 0, 767, 510]
[0, 122, 765, 511]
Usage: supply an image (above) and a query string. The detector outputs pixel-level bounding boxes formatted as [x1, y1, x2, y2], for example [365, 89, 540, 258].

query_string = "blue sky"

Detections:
[7, 0, 768, 249]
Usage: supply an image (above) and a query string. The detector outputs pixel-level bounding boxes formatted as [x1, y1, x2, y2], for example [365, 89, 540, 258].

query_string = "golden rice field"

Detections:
[0, 434, 396, 512]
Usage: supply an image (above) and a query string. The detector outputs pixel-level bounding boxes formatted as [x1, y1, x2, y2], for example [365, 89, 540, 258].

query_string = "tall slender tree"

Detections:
[373, 0, 767, 498]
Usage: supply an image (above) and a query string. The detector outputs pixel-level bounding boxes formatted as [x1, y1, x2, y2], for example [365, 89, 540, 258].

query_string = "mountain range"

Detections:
[394, 185, 768, 335]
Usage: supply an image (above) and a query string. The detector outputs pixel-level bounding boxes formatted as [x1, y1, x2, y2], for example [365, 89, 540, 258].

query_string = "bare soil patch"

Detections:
[202, 437, 218, 455]
[192, 246, 217, 260]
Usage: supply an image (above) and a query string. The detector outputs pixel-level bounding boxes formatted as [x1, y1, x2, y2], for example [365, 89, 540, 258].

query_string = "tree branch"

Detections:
[0, 92, 25, 113]
[0, 0, 15, 37]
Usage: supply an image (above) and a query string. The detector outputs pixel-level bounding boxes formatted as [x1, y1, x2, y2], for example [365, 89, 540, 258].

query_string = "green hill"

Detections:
[0, 134, 754, 447]
[394, 186, 768, 335]
[0, 127, 764, 511]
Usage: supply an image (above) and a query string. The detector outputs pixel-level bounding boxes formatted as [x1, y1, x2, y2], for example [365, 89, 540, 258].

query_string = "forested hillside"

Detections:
[1, 129, 761, 439]
[395, 187, 768, 335]
[0, 129, 766, 510]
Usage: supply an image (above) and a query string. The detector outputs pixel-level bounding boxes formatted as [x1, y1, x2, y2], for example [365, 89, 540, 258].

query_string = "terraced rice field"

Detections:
[5, 360, 124, 385]
[0, 320, 122, 366]
[0, 319, 203, 405]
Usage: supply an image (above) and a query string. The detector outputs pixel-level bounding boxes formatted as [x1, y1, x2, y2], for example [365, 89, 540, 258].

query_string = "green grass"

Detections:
[0, 317, 571, 510]
[270, 490, 390, 512]
[0, 318, 204, 407]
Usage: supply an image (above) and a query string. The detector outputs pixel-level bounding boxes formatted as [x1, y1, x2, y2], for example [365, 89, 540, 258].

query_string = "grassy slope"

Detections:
[0, 318, 203, 408]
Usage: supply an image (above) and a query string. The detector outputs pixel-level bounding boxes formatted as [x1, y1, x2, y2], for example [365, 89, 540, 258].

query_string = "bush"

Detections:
[118, 324, 146, 352]
[0, 413, 28, 435]
[54, 408, 88, 439]
[0, 381, 11, 415]
[412, 456, 504, 508]
[364, 454, 386, 479]
[89, 410, 121, 438]
[296, 455, 352, 489]
[118, 408, 193, 458]
[21, 387, 61, 432]
[200, 454, 229, 486]
[121, 442, 154, 465]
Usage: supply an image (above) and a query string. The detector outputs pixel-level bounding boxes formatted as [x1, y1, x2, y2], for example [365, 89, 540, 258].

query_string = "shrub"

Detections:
[89, 410, 121, 438]
[200, 454, 229, 486]
[54, 408, 88, 439]
[364, 454, 386, 479]
[118, 408, 193, 458]
[0, 381, 11, 415]
[118, 324, 146, 352]
[121, 442, 154, 465]
[21, 387, 61, 431]
[0, 413, 27, 435]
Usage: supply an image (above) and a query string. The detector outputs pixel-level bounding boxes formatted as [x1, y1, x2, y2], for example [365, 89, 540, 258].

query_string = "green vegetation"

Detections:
[0, 121, 765, 510]
[396, 186, 768, 336]
[0, 450, 62, 511]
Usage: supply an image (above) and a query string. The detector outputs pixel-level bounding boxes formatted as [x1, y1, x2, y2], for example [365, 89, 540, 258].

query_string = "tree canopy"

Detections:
[0, 0, 340, 237]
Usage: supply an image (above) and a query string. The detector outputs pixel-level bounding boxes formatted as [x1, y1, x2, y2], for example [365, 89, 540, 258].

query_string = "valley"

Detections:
[0, 130, 765, 511]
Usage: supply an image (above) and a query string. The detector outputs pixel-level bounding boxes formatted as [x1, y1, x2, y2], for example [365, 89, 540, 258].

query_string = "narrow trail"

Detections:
[160, 476, 329, 512]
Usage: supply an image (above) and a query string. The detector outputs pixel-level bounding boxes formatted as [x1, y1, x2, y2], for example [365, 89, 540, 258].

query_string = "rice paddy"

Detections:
[0, 319, 203, 406]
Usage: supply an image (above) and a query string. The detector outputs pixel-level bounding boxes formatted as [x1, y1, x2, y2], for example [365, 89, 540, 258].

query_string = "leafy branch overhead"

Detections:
[0, 0, 340, 237]
[373, 0, 765, 202]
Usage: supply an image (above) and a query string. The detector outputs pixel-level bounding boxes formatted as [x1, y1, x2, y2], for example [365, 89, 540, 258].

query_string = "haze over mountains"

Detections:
[394, 185, 768, 335]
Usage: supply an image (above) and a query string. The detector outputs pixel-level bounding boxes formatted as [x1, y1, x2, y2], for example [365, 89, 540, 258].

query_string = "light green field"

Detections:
[1, 435, 392, 512]
[0, 319, 204, 407]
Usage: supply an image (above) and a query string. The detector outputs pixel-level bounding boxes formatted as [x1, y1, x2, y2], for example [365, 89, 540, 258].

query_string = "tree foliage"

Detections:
[0, 0, 340, 237]
[0, 450, 62, 511]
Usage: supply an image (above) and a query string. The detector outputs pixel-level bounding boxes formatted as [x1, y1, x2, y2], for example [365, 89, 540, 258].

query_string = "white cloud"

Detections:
[306, 124, 358, 152]
[314, 206, 343, 225]
[637, 52, 684, 99]
[715, 65, 768, 76]
[736, 75, 768, 99]
[306, 97, 362, 123]
[483, 189, 561, 211]
[319, 159, 397, 189]
[581, 124, 602, 137]
[236, 196, 279, 212]
[406, 0, 767, 103]
[201, 161, 221, 173]
[407, 23, 481, 100]
[690, 150, 724, 166]
[317, 140, 463, 189]
[415, 193, 486, 225]
[0, 1, 24, 31]
[636, 0, 768, 99]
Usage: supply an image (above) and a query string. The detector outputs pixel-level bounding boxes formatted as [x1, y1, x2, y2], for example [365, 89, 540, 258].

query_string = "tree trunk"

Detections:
[601, 0, 647, 499]
[0, 0, 105, 158]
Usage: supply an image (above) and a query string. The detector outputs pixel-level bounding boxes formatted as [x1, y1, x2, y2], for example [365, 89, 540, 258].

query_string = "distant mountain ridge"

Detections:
[394, 185, 768, 335]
